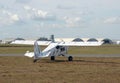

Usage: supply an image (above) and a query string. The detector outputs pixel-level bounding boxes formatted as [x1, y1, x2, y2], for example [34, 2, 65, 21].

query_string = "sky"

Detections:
[0, 0, 120, 39]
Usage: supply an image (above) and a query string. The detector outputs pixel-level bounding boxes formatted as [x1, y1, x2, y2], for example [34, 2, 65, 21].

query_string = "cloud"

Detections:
[34, 10, 48, 18]
[23, 5, 56, 21]
[0, 4, 86, 28]
[23, 5, 31, 10]
[16, 0, 31, 3]
[10, 14, 19, 21]
[57, 5, 75, 10]
[103, 17, 120, 24]
[0, 9, 20, 26]
[63, 16, 84, 27]
[2, 9, 12, 15]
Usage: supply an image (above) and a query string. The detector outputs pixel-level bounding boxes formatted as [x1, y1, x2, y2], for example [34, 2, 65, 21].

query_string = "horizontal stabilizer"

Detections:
[24, 51, 34, 58]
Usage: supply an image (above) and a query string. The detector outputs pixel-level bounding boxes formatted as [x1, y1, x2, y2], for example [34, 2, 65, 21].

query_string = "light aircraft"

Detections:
[24, 35, 103, 62]
[24, 41, 72, 62]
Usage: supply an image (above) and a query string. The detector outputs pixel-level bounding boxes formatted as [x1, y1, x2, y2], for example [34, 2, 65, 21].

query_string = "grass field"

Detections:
[0, 56, 120, 83]
[0, 44, 120, 83]
[0, 44, 120, 54]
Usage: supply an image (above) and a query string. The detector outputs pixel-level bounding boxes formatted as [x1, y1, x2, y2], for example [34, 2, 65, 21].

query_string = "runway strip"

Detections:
[0, 54, 23, 56]
[0, 54, 120, 57]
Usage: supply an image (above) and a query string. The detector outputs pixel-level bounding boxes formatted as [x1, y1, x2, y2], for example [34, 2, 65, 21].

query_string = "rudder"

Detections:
[34, 41, 41, 59]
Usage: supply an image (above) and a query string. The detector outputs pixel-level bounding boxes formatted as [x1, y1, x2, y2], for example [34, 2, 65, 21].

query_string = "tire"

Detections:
[68, 56, 73, 61]
[51, 56, 55, 61]
[33, 59, 37, 63]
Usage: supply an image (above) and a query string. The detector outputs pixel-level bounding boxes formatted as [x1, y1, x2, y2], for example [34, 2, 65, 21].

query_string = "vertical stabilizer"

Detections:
[50, 35, 55, 42]
[34, 41, 41, 59]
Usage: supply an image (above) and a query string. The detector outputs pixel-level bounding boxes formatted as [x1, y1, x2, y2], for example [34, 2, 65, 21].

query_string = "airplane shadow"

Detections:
[37, 59, 120, 64]
[74, 60, 120, 64]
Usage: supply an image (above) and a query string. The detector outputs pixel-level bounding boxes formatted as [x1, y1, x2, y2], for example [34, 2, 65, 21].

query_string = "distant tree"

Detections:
[15, 38, 25, 40]
[37, 37, 50, 41]
[87, 38, 98, 42]
[102, 39, 113, 44]
[72, 38, 84, 42]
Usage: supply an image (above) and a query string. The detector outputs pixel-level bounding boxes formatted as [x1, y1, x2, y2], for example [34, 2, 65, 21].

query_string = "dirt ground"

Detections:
[0, 56, 120, 83]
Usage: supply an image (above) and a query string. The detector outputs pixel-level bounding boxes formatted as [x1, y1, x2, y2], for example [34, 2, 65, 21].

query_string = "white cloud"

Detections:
[37, 10, 48, 18]
[23, 6, 56, 21]
[10, 14, 19, 21]
[16, 0, 31, 3]
[0, 9, 20, 26]
[23, 5, 31, 10]
[2, 10, 12, 16]
[33, 10, 56, 21]
[57, 5, 75, 10]
[103, 17, 120, 24]
[63, 16, 83, 27]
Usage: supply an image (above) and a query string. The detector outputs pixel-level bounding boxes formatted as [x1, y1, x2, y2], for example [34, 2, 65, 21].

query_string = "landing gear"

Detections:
[51, 56, 55, 61]
[33, 59, 37, 63]
[68, 56, 73, 61]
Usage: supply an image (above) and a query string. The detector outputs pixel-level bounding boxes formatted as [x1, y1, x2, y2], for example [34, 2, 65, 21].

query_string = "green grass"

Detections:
[0, 56, 120, 83]
[0, 44, 120, 54]
[0, 47, 32, 54]
[68, 45, 120, 54]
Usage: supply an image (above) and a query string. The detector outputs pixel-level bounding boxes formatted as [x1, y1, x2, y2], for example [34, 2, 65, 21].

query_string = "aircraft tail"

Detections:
[34, 41, 42, 59]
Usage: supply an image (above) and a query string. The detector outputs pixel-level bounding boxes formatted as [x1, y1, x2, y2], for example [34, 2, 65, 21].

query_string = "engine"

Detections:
[55, 46, 68, 56]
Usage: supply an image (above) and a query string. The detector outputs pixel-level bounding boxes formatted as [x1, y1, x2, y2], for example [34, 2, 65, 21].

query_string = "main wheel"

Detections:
[68, 56, 73, 61]
[33, 59, 37, 63]
[51, 56, 55, 61]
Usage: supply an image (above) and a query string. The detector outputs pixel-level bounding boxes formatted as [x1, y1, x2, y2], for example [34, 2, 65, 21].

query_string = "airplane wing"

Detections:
[58, 41, 103, 46]
[11, 40, 52, 45]
[24, 42, 59, 58]
[42, 43, 58, 53]
[11, 40, 103, 46]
